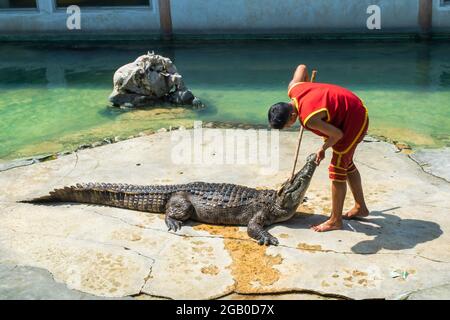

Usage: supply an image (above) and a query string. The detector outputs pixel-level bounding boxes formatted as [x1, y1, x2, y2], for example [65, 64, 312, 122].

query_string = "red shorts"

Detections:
[329, 109, 369, 182]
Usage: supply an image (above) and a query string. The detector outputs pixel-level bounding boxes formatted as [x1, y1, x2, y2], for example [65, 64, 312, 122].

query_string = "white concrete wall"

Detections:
[433, 0, 450, 31]
[0, 0, 160, 34]
[171, 0, 420, 33]
[0, 0, 449, 36]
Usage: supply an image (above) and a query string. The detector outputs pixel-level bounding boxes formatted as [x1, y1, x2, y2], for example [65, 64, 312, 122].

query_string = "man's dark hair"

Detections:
[268, 102, 292, 129]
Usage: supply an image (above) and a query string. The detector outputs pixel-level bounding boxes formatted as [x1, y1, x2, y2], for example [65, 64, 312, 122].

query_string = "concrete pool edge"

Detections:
[1, 32, 450, 43]
[1, 121, 448, 183]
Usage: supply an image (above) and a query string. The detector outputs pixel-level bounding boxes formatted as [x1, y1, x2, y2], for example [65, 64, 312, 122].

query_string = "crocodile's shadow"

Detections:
[283, 207, 443, 254]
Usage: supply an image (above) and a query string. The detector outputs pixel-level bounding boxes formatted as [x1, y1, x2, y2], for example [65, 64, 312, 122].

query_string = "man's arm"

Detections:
[288, 64, 309, 90]
[306, 111, 343, 164]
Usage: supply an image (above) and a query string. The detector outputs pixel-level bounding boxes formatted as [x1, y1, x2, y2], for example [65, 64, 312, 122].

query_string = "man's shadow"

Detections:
[285, 207, 443, 254]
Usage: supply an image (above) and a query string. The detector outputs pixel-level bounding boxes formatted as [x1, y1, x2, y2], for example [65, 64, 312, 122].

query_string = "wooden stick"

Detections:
[289, 70, 317, 182]
[310, 69, 317, 83]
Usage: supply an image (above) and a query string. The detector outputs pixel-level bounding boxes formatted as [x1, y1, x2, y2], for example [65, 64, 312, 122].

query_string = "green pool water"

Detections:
[1, 40, 449, 160]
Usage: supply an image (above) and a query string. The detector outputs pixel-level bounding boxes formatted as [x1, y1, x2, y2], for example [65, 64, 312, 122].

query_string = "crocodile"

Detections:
[25, 154, 317, 246]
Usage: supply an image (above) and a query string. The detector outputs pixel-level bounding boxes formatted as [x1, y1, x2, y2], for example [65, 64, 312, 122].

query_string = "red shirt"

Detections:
[288, 82, 366, 139]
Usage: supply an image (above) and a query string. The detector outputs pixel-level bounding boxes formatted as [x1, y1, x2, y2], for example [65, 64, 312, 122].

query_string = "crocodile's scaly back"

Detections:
[25, 182, 265, 212]
[184, 183, 263, 208]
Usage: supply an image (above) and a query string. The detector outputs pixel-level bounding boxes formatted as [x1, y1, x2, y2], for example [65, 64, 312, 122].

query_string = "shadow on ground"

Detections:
[285, 207, 443, 254]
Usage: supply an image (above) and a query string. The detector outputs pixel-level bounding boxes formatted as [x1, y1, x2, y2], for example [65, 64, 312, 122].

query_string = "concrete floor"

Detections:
[0, 129, 449, 300]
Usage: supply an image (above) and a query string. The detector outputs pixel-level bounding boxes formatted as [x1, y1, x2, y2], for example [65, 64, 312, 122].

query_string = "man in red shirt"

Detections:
[268, 64, 369, 232]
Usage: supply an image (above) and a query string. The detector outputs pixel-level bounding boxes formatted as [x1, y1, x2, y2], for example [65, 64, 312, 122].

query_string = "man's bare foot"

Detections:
[311, 219, 342, 232]
[343, 206, 369, 220]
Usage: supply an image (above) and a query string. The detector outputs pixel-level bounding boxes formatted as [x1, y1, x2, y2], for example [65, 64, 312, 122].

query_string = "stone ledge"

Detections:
[0, 129, 449, 299]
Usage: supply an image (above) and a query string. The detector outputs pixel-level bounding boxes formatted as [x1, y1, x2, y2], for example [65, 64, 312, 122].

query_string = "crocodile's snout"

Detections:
[306, 153, 318, 165]
[277, 153, 317, 196]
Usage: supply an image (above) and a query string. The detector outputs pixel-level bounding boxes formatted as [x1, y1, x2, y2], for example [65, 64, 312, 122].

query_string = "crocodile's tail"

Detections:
[22, 183, 169, 213]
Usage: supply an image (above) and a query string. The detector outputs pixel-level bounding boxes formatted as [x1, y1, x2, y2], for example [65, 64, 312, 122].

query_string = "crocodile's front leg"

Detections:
[247, 211, 279, 246]
[165, 192, 193, 232]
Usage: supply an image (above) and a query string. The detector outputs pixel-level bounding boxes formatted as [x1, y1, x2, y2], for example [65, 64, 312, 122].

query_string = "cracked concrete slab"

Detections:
[410, 148, 450, 183]
[220, 292, 338, 300]
[141, 236, 234, 299]
[403, 283, 450, 300]
[0, 264, 120, 300]
[0, 129, 449, 299]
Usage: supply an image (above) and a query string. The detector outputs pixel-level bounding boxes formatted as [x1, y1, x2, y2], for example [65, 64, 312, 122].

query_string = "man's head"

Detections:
[268, 102, 297, 129]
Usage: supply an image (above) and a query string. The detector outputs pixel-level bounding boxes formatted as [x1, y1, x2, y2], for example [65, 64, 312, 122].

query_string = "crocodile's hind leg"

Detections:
[165, 192, 193, 232]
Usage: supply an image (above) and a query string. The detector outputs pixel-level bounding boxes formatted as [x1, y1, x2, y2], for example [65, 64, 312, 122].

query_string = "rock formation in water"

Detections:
[109, 52, 204, 109]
